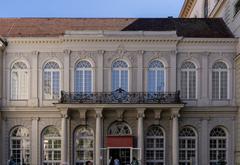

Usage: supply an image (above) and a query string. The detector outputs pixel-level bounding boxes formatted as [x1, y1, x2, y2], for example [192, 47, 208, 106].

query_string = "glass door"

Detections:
[109, 148, 131, 165]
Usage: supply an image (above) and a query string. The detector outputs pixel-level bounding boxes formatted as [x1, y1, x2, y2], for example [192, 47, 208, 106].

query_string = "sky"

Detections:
[0, 0, 184, 18]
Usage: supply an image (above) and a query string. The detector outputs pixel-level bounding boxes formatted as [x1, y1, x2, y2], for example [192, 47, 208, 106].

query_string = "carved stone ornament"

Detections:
[63, 49, 71, 55]
[117, 44, 126, 55]
[95, 109, 103, 118]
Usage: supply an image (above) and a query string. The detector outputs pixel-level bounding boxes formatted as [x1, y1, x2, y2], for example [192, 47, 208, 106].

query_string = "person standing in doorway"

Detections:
[114, 157, 120, 165]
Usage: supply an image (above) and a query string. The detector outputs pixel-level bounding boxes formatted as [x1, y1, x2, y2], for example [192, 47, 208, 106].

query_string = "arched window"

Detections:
[148, 60, 165, 92]
[209, 127, 227, 165]
[108, 121, 132, 136]
[42, 126, 61, 165]
[10, 126, 30, 165]
[11, 61, 28, 100]
[145, 125, 165, 165]
[74, 127, 94, 165]
[181, 61, 197, 99]
[43, 61, 60, 99]
[75, 60, 93, 93]
[212, 62, 228, 100]
[112, 60, 129, 91]
[179, 127, 197, 165]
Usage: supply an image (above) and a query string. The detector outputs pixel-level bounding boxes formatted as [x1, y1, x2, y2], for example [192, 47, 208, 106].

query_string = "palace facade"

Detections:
[0, 18, 238, 165]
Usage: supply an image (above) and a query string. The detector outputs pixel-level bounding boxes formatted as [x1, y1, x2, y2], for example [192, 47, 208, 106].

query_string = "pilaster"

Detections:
[31, 117, 40, 165]
[63, 49, 71, 92]
[29, 51, 39, 106]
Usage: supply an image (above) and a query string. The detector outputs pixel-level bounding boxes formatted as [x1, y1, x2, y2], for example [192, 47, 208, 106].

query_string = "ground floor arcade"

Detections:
[0, 105, 237, 165]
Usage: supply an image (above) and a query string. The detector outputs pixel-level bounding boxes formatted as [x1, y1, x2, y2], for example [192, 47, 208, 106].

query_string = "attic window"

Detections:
[235, 0, 240, 15]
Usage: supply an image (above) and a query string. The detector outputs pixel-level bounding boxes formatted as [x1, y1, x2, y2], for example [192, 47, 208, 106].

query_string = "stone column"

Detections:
[61, 111, 68, 165]
[31, 117, 39, 165]
[137, 108, 145, 164]
[95, 108, 103, 165]
[171, 109, 180, 165]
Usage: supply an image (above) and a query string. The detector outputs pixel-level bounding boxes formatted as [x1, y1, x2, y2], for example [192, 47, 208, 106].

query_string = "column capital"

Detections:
[31, 117, 40, 121]
[95, 108, 103, 118]
[63, 49, 71, 55]
[137, 108, 146, 118]
[170, 108, 181, 119]
[60, 108, 69, 119]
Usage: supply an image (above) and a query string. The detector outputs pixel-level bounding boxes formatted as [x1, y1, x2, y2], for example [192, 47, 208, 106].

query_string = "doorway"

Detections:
[109, 148, 131, 165]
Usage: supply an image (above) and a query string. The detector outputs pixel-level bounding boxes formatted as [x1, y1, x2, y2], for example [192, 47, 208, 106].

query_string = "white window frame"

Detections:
[42, 127, 61, 165]
[209, 127, 228, 165]
[111, 60, 129, 92]
[145, 125, 165, 165]
[75, 60, 93, 93]
[212, 62, 228, 100]
[74, 127, 94, 164]
[43, 62, 61, 100]
[11, 62, 29, 100]
[148, 60, 165, 92]
[180, 62, 197, 100]
[179, 127, 198, 165]
[10, 127, 30, 165]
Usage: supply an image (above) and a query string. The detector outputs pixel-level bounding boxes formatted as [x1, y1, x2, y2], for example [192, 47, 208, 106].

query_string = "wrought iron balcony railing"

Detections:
[59, 88, 182, 104]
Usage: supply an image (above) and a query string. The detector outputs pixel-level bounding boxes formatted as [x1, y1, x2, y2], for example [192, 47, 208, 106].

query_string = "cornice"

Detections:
[181, 38, 238, 44]
[179, 0, 197, 18]
[6, 36, 238, 45]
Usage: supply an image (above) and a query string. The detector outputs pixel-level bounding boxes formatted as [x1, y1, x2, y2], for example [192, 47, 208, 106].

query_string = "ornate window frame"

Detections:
[179, 126, 198, 165]
[74, 126, 94, 164]
[111, 59, 129, 92]
[147, 60, 165, 92]
[43, 61, 61, 100]
[10, 126, 31, 165]
[41, 126, 61, 165]
[145, 125, 165, 165]
[74, 60, 93, 93]
[10, 61, 29, 100]
[211, 61, 229, 100]
[108, 121, 132, 136]
[180, 61, 197, 100]
[209, 127, 228, 165]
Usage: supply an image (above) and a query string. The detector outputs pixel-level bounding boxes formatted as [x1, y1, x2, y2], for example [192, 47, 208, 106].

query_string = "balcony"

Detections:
[59, 88, 182, 104]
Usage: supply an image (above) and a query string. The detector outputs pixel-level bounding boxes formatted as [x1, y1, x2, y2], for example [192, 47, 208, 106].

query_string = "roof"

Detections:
[0, 18, 234, 38]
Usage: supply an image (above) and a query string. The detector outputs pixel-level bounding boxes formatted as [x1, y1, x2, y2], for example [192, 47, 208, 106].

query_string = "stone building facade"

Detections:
[0, 18, 238, 165]
[180, 0, 240, 164]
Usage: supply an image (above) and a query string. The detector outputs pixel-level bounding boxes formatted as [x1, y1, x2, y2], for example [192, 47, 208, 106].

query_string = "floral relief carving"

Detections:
[38, 118, 61, 133]
[6, 118, 32, 132]
[39, 52, 64, 68]
[70, 51, 97, 68]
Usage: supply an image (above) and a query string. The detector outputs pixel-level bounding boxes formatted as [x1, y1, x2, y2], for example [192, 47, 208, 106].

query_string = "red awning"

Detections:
[107, 136, 133, 147]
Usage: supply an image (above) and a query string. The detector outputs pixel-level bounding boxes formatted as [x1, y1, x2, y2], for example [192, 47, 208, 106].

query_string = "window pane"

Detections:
[220, 71, 227, 99]
[112, 70, 119, 91]
[181, 71, 188, 99]
[121, 70, 128, 91]
[44, 72, 52, 99]
[52, 71, 60, 99]
[148, 70, 155, 92]
[84, 70, 92, 92]
[157, 70, 164, 92]
[212, 71, 219, 99]
[189, 71, 196, 99]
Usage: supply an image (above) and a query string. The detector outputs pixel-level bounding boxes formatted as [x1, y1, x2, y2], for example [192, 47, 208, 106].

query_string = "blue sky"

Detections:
[0, 0, 184, 18]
